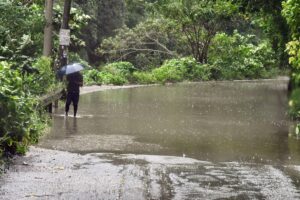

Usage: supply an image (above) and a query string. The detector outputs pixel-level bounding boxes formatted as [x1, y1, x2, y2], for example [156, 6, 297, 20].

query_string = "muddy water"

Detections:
[39, 80, 300, 165]
[5, 79, 300, 199]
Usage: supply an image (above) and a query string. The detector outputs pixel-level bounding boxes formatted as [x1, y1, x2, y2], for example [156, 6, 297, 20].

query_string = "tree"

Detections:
[124, 0, 147, 28]
[282, 0, 300, 70]
[282, 0, 300, 130]
[43, 0, 54, 57]
[124, 0, 155, 28]
[98, 18, 183, 69]
[154, 0, 238, 63]
[75, 0, 126, 64]
[0, 1, 44, 64]
[233, 0, 290, 68]
[282, 0, 300, 88]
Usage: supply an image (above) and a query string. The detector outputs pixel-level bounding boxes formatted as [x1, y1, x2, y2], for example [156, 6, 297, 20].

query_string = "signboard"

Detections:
[59, 29, 70, 46]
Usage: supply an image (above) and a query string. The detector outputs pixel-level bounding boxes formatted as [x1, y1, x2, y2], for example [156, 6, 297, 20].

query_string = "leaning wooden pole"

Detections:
[43, 0, 55, 110]
[43, 0, 53, 57]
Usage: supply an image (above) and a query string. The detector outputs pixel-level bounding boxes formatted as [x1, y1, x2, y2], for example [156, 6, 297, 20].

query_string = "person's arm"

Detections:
[78, 74, 83, 87]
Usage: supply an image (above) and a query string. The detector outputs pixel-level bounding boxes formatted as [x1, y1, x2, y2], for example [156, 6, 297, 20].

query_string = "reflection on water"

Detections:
[40, 80, 300, 165]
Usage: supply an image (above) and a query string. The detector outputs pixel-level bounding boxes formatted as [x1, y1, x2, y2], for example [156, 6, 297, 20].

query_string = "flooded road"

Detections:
[41, 80, 297, 165]
[2, 79, 300, 199]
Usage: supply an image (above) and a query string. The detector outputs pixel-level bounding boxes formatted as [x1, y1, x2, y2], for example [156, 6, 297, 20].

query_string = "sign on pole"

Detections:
[59, 29, 70, 46]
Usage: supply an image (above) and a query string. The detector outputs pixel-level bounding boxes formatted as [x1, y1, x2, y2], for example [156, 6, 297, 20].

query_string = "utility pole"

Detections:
[43, 0, 53, 57]
[58, 0, 72, 69]
[55, 0, 72, 109]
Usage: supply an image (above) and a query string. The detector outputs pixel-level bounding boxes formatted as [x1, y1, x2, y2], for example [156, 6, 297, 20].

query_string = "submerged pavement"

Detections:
[1, 147, 300, 200]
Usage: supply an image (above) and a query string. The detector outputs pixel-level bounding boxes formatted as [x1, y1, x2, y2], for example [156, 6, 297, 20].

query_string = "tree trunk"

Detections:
[58, 0, 72, 69]
[61, 0, 72, 30]
[43, 0, 53, 57]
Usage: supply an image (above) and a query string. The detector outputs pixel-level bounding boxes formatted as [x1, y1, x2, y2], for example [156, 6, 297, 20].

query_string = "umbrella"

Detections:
[57, 63, 84, 77]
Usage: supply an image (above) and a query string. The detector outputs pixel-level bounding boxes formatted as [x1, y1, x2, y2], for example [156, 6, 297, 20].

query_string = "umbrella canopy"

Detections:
[57, 63, 84, 77]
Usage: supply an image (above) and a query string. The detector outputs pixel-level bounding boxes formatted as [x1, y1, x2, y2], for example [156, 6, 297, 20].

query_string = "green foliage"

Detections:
[0, 1, 44, 64]
[101, 62, 135, 85]
[132, 71, 156, 84]
[189, 64, 212, 81]
[286, 40, 300, 69]
[98, 18, 182, 70]
[152, 63, 185, 83]
[283, 0, 300, 134]
[234, 0, 283, 13]
[0, 62, 46, 157]
[133, 57, 211, 84]
[83, 69, 102, 85]
[52, 4, 91, 67]
[0, 1, 90, 68]
[282, 0, 300, 36]
[102, 62, 136, 77]
[282, 0, 300, 70]
[154, 0, 239, 63]
[85, 51, 276, 85]
[75, 0, 126, 64]
[235, 0, 289, 68]
[124, 0, 147, 28]
[53, 4, 90, 50]
[99, 72, 128, 85]
[289, 88, 300, 119]
[23, 57, 57, 95]
[152, 57, 211, 83]
[84, 62, 136, 85]
[209, 31, 276, 80]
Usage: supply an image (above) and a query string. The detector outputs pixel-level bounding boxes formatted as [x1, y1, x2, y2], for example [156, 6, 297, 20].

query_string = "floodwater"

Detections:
[30, 79, 300, 199]
[41, 80, 297, 165]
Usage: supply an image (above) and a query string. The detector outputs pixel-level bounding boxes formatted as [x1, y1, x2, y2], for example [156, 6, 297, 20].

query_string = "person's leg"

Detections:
[65, 92, 72, 116]
[73, 104, 78, 117]
[72, 92, 80, 117]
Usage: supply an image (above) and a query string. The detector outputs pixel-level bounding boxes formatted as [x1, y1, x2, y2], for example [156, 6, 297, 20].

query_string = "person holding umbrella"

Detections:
[58, 63, 84, 117]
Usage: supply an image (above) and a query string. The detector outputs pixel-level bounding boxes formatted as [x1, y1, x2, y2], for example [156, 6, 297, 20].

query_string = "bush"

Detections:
[128, 57, 212, 84]
[189, 64, 212, 81]
[83, 62, 136, 85]
[0, 62, 46, 157]
[102, 62, 136, 79]
[152, 57, 211, 83]
[83, 69, 102, 85]
[289, 88, 300, 119]
[209, 31, 276, 80]
[98, 71, 127, 85]
[25, 57, 56, 95]
[100, 62, 136, 85]
[132, 71, 156, 84]
[152, 64, 185, 83]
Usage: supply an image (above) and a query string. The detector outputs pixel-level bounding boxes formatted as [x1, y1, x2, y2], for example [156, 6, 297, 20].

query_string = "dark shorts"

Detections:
[66, 92, 79, 106]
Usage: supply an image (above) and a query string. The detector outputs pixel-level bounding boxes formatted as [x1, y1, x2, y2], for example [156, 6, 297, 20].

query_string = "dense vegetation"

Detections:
[85, 0, 282, 84]
[282, 0, 300, 124]
[0, 58, 56, 158]
[0, 0, 87, 159]
[0, 0, 299, 159]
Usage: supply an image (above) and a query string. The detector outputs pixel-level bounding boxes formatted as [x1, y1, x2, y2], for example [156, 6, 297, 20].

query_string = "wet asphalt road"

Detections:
[1, 147, 300, 200]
